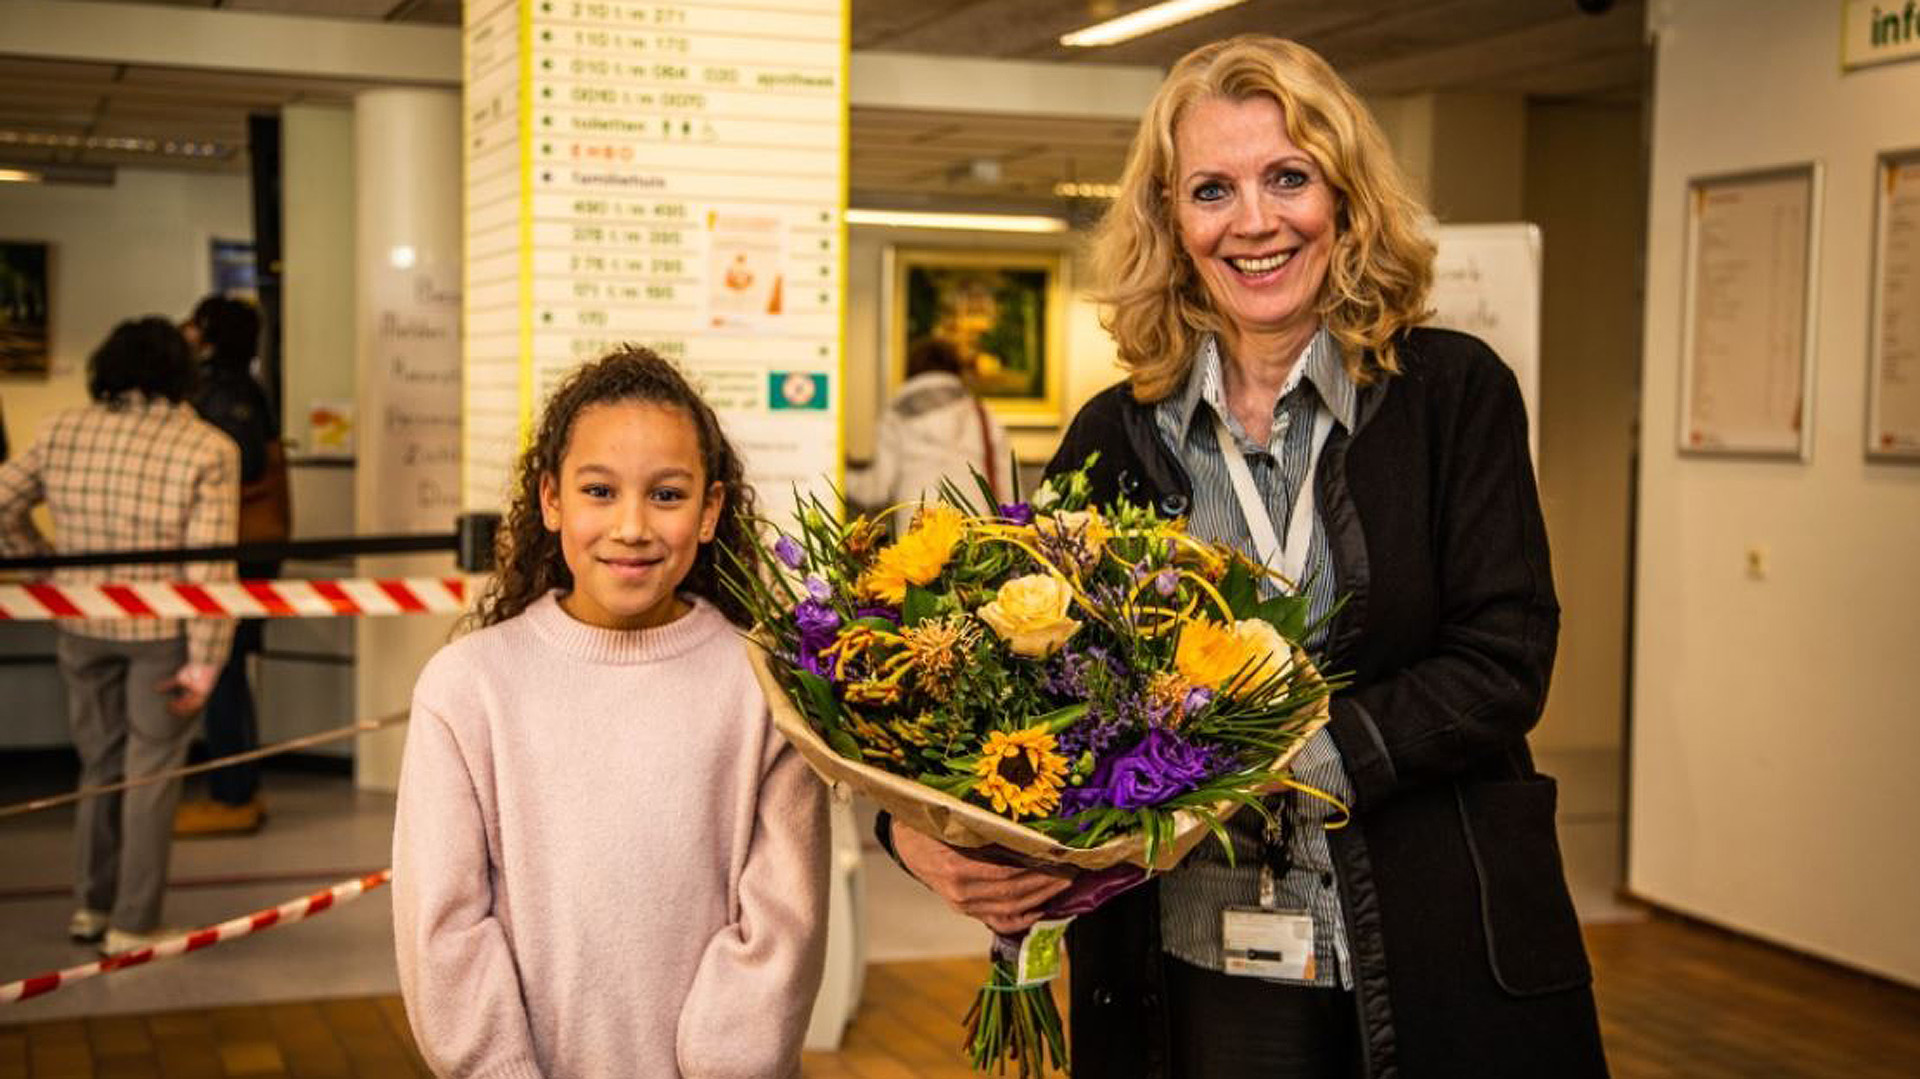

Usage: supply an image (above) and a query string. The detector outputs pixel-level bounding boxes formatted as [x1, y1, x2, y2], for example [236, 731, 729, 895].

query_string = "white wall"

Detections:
[0, 169, 251, 456]
[0, 169, 250, 747]
[1527, 101, 1643, 752]
[282, 104, 358, 461]
[1631, 0, 1920, 986]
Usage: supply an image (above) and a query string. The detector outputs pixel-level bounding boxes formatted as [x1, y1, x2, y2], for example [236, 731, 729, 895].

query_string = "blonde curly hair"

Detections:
[1091, 35, 1434, 401]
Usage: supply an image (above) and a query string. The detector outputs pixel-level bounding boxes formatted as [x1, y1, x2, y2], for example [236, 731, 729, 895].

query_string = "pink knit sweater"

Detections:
[392, 593, 828, 1079]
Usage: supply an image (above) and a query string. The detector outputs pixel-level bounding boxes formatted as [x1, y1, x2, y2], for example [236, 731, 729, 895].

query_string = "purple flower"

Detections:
[999, 502, 1034, 525]
[794, 600, 841, 646]
[804, 576, 832, 602]
[1154, 569, 1179, 598]
[773, 535, 804, 570]
[1182, 686, 1214, 714]
[1060, 728, 1222, 813]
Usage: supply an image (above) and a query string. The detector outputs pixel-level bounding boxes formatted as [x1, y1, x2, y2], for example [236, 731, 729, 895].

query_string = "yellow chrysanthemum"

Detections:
[1175, 616, 1292, 698]
[973, 727, 1070, 819]
[860, 505, 966, 604]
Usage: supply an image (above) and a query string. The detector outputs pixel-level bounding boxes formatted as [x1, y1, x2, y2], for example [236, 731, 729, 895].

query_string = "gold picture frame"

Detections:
[885, 246, 1067, 427]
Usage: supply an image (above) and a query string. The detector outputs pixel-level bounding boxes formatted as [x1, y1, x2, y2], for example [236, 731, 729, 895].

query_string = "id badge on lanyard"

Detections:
[1211, 410, 1330, 982]
[1221, 791, 1317, 982]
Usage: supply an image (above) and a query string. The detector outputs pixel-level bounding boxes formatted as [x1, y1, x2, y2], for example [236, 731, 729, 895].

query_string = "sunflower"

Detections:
[974, 726, 1071, 819]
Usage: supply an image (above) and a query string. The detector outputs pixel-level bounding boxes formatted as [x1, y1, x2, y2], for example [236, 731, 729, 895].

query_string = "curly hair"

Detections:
[1091, 34, 1435, 401]
[467, 346, 759, 631]
[88, 317, 197, 404]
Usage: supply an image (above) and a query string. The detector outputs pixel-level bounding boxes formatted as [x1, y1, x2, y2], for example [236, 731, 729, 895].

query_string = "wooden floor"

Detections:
[3, 914, 1916, 1078]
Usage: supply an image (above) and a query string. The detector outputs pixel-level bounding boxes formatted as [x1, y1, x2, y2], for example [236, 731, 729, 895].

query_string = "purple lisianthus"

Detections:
[804, 576, 832, 602]
[1059, 728, 1222, 814]
[999, 501, 1034, 525]
[1182, 686, 1214, 714]
[793, 599, 842, 679]
[773, 535, 805, 570]
[1154, 568, 1179, 598]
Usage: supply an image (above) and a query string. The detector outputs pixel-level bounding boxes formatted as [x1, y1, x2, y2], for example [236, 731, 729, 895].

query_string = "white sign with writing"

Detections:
[1844, 0, 1920, 71]
[1426, 223, 1542, 461]
[1869, 150, 1920, 458]
[1678, 165, 1821, 458]
[462, 0, 846, 524]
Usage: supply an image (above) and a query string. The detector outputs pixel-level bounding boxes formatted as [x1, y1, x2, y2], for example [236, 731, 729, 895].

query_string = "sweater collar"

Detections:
[524, 590, 731, 665]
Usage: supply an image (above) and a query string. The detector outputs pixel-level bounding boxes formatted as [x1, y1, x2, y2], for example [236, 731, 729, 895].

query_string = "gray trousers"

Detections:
[56, 632, 194, 932]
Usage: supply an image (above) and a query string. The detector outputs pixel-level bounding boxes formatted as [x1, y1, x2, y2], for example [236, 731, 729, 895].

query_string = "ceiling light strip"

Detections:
[1059, 0, 1249, 48]
[845, 209, 1068, 233]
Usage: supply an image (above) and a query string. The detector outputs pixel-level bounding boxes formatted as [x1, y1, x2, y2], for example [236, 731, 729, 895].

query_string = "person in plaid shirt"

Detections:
[0, 316, 238, 954]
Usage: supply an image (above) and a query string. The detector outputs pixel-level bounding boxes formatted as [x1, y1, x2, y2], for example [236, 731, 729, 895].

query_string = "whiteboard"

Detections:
[1425, 223, 1542, 460]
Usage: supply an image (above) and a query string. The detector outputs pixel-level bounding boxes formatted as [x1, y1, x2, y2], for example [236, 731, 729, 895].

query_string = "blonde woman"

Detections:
[884, 36, 1606, 1079]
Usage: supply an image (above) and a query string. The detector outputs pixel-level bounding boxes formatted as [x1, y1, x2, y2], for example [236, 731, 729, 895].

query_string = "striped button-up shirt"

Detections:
[1155, 329, 1358, 989]
[0, 396, 238, 670]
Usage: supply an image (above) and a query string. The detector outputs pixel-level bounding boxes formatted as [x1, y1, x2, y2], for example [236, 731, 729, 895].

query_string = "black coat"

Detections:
[1045, 328, 1607, 1079]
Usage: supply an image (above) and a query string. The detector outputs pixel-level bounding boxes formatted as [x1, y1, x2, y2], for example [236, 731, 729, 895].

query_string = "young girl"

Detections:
[392, 347, 828, 1079]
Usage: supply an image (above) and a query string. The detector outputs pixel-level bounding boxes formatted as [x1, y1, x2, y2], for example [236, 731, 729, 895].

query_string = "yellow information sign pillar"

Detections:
[462, 0, 848, 524]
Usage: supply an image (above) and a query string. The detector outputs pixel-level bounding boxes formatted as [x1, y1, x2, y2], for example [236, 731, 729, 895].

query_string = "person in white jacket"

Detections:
[847, 337, 1012, 532]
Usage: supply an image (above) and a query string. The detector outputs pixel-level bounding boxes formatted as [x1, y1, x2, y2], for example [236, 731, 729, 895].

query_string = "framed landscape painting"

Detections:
[885, 247, 1066, 426]
[0, 241, 50, 375]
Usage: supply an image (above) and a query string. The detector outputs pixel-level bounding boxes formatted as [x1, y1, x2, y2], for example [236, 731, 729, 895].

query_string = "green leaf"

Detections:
[1254, 593, 1311, 641]
[1217, 558, 1260, 619]
[902, 585, 940, 627]
[825, 727, 862, 761]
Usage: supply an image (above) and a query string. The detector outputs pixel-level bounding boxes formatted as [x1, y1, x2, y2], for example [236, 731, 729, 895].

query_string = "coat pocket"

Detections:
[1456, 775, 1592, 996]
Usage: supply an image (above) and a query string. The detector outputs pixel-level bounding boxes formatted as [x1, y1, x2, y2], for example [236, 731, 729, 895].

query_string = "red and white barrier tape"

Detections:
[0, 869, 392, 1004]
[0, 577, 469, 621]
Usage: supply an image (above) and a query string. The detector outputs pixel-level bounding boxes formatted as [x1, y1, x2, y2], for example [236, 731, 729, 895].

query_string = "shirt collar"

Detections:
[1170, 328, 1357, 439]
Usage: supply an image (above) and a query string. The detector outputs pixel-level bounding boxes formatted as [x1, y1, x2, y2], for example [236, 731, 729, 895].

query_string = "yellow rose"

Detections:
[978, 574, 1082, 658]
[860, 505, 965, 604]
[1176, 617, 1293, 697]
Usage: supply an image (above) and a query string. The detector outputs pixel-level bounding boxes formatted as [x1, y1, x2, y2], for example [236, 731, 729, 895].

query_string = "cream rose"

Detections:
[978, 574, 1082, 658]
[1226, 617, 1293, 691]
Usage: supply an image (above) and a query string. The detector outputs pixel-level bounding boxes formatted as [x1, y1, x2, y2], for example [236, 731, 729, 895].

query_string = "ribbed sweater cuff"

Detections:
[471, 1057, 544, 1079]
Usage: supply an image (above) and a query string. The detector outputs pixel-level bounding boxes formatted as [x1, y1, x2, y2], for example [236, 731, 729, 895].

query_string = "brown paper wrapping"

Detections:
[747, 640, 1330, 873]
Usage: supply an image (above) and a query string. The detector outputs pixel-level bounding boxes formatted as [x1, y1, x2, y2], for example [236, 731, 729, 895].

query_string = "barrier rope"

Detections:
[0, 869, 392, 1004]
[0, 712, 408, 821]
[0, 576, 470, 622]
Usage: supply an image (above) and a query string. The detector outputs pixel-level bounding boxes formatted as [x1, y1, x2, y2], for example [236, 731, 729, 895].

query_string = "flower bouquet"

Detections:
[724, 464, 1336, 1076]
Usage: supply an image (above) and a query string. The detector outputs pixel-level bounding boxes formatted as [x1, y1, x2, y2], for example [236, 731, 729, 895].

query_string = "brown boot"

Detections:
[173, 797, 266, 837]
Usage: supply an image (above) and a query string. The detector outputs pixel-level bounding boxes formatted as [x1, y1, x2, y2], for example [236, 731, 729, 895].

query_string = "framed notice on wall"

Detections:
[1678, 164, 1822, 458]
[1868, 149, 1920, 459]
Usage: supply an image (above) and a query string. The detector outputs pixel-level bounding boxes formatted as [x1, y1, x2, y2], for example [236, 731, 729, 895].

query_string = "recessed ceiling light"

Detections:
[1054, 181, 1122, 199]
[1060, 0, 1250, 48]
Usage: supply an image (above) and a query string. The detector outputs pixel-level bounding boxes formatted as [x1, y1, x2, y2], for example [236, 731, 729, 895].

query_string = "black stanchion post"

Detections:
[457, 513, 502, 574]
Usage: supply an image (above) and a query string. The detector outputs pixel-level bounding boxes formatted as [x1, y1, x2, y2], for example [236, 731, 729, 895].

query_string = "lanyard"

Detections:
[1210, 405, 1334, 586]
